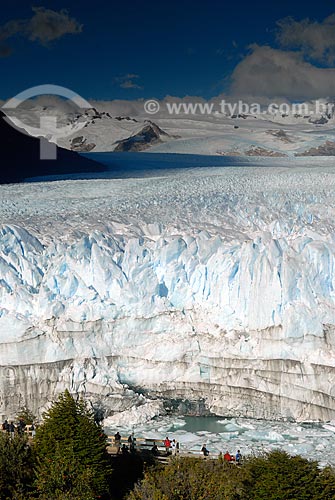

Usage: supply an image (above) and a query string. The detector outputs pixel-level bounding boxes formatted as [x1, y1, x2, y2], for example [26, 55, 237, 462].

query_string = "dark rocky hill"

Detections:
[0, 111, 105, 184]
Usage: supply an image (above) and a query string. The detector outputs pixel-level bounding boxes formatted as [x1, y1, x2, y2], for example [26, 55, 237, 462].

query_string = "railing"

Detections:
[106, 436, 231, 461]
[1, 425, 35, 437]
[107, 436, 167, 452]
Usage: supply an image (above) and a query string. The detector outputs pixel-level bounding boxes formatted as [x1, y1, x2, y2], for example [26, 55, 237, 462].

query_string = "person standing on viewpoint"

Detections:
[201, 443, 209, 457]
[164, 436, 171, 454]
[114, 431, 121, 454]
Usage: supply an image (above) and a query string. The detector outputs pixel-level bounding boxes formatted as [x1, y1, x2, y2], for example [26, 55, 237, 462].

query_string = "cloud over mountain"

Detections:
[277, 14, 335, 64]
[0, 7, 82, 56]
[113, 74, 143, 90]
[230, 44, 335, 100]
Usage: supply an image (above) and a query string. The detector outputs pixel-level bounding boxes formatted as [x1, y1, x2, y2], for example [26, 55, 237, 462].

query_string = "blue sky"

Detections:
[0, 1, 334, 101]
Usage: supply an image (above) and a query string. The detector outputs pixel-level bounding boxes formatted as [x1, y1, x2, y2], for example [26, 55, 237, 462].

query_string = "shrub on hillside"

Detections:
[0, 432, 35, 499]
[127, 450, 335, 500]
[245, 450, 323, 500]
[127, 456, 250, 500]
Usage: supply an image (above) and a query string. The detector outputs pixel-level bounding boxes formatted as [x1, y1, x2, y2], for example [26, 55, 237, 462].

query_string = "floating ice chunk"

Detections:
[224, 423, 244, 432]
[322, 424, 335, 433]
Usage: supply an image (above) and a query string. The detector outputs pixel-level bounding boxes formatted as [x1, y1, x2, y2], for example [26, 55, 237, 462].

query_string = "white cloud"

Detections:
[120, 80, 142, 89]
[114, 74, 143, 90]
[0, 7, 82, 56]
[230, 44, 335, 99]
[28, 7, 82, 44]
[277, 14, 335, 64]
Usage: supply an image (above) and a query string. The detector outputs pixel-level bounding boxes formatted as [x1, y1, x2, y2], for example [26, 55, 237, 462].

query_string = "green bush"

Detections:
[245, 450, 322, 500]
[0, 432, 35, 499]
[127, 450, 335, 500]
[127, 456, 250, 500]
[316, 466, 335, 500]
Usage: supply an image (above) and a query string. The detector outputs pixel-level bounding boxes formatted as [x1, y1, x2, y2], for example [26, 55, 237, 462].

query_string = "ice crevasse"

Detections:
[0, 168, 334, 421]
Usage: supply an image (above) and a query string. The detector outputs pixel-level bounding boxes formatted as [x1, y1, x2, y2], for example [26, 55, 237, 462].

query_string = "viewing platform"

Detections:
[1, 426, 241, 464]
[106, 435, 238, 464]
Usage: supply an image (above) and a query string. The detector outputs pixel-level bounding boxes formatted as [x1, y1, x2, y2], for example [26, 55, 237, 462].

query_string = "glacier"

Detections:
[0, 157, 335, 422]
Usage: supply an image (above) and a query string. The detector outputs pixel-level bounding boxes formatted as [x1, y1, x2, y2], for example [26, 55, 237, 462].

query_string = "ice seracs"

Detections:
[0, 160, 334, 421]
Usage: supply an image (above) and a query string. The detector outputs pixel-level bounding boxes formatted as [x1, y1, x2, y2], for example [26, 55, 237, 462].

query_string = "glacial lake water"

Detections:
[105, 414, 335, 467]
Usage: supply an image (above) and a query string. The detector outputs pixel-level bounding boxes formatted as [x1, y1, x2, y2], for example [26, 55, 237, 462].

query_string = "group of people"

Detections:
[165, 438, 242, 463]
[201, 444, 242, 463]
[164, 436, 179, 455]
[113, 432, 180, 457]
[114, 432, 137, 454]
[113, 430, 242, 463]
[223, 449, 242, 464]
[2, 419, 35, 437]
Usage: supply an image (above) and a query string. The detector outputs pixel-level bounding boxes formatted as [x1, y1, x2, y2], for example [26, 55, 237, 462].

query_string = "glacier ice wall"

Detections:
[0, 164, 335, 421]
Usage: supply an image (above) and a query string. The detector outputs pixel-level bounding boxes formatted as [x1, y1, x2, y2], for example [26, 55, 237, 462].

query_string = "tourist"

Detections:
[151, 442, 159, 456]
[9, 421, 15, 438]
[17, 418, 25, 435]
[114, 431, 121, 454]
[164, 436, 171, 454]
[2, 420, 8, 432]
[224, 450, 231, 462]
[236, 449, 242, 464]
[201, 443, 209, 457]
[128, 434, 133, 444]
[171, 438, 177, 456]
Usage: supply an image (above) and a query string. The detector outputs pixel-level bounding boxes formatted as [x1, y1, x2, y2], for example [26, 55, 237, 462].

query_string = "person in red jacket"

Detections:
[224, 451, 231, 462]
[164, 436, 171, 454]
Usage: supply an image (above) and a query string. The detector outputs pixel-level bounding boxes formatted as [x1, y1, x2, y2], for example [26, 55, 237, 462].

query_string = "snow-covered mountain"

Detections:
[0, 159, 335, 421]
[6, 98, 335, 156]
[4, 104, 172, 153]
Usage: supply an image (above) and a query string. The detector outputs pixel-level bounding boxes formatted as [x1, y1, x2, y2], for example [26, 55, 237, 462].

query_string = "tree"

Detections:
[0, 432, 35, 499]
[35, 443, 98, 500]
[34, 389, 111, 498]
